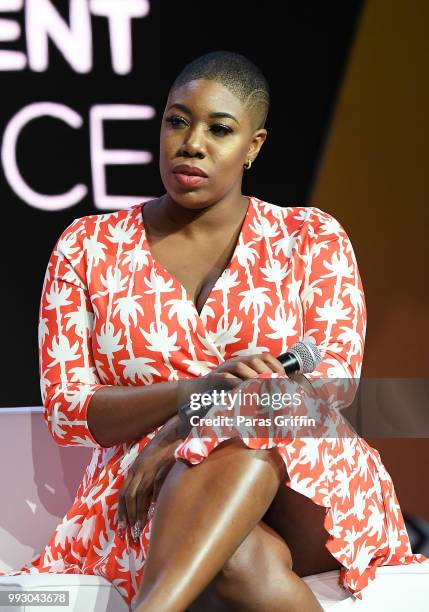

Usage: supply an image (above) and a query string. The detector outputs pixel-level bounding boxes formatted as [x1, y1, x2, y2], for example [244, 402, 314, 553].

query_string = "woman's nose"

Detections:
[180, 126, 206, 157]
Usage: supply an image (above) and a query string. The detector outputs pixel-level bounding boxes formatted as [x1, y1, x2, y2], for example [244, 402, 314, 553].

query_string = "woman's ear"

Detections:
[248, 128, 268, 162]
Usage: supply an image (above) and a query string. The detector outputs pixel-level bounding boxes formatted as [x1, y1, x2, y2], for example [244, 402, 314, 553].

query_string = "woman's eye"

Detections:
[165, 116, 232, 136]
[211, 124, 232, 136]
[165, 116, 187, 127]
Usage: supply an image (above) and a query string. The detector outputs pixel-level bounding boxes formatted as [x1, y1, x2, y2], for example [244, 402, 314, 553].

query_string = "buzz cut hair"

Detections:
[169, 50, 270, 131]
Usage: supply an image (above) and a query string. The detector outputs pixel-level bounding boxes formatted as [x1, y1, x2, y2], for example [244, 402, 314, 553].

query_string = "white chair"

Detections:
[0, 408, 428, 611]
[302, 564, 429, 610]
[0, 408, 128, 612]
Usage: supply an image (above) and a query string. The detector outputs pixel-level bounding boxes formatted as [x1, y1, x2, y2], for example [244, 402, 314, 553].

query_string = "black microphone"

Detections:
[277, 340, 322, 374]
[177, 341, 322, 428]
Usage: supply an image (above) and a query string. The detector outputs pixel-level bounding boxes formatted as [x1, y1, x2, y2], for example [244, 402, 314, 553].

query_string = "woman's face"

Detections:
[159, 78, 267, 208]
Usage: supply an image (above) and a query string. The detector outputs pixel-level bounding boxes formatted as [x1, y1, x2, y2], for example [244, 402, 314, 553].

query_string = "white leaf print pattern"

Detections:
[47, 335, 80, 367]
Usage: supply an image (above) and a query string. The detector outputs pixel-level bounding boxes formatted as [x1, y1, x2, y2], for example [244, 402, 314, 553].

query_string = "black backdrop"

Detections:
[0, 1, 363, 407]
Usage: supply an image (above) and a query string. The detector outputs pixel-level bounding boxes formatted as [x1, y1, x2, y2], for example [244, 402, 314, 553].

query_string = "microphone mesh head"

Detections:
[290, 341, 322, 373]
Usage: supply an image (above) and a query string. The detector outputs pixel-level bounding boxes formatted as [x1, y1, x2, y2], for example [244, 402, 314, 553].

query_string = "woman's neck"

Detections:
[147, 192, 249, 240]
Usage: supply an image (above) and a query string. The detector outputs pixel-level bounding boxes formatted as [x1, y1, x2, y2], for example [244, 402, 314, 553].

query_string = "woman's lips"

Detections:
[173, 173, 209, 188]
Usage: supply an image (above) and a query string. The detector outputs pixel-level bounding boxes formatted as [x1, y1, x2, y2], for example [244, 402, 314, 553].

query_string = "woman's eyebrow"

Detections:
[167, 103, 239, 124]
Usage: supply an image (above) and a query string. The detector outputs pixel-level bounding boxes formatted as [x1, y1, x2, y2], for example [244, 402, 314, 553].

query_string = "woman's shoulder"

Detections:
[57, 203, 142, 241]
[251, 197, 342, 231]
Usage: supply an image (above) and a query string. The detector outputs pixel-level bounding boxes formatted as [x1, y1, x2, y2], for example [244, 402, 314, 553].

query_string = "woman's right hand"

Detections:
[204, 353, 285, 384]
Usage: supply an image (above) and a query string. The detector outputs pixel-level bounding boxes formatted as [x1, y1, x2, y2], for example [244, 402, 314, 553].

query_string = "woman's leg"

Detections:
[187, 520, 293, 612]
[262, 474, 341, 578]
[188, 463, 342, 612]
[188, 519, 323, 612]
[133, 438, 323, 612]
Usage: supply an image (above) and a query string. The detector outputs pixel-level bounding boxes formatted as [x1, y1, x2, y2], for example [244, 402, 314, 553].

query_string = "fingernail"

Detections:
[131, 520, 141, 543]
[118, 521, 126, 538]
[147, 503, 155, 519]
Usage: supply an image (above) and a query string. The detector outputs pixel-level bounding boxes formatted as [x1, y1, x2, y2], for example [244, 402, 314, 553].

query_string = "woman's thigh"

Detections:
[186, 450, 340, 610]
[262, 468, 341, 577]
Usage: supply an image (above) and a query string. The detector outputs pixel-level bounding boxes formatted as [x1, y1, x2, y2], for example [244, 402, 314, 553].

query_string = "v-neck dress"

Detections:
[1, 196, 427, 607]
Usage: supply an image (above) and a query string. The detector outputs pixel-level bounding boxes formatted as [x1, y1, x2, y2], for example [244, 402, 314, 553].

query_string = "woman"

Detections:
[2, 51, 427, 611]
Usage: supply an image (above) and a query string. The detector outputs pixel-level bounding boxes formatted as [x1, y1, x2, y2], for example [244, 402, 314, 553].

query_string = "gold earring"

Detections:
[244, 159, 252, 170]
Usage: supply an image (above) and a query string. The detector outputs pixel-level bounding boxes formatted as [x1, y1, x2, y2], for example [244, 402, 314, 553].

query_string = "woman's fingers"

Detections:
[217, 361, 260, 379]
[117, 471, 133, 538]
[233, 361, 265, 378]
[259, 353, 286, 376]
[246, 355, 281, 375]
[134, 478, 153, 539]
[124, 472, 150, 542]
[214, 372, 242, 383]
[217, 354, 285, 379]
[152, 460, 175, 502]
[118, 468, 151, 542]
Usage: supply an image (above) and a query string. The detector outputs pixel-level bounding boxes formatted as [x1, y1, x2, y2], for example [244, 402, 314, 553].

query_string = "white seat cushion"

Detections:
[1, 565, 428, 611]
[0, 574, 128, 612]
[302, 563, 429, 610]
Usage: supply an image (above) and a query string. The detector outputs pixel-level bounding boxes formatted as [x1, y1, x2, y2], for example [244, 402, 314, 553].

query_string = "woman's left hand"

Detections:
[117, 433, 177, 542]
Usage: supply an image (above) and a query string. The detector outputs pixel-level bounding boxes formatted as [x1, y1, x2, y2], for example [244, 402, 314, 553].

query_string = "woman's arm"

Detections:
[87, 388, 188, 448]
[88, 369, 244, 447]
[298, 207, 367, 409]
[39, 216, 204, 449]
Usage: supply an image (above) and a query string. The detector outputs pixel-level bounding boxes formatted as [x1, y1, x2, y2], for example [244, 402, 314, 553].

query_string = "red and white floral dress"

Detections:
[1, 196, 427, 607]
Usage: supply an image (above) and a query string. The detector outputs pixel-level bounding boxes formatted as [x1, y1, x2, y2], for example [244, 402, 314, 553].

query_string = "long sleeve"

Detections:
[38, 217, 110, 447]
[298, 207, 367, 410]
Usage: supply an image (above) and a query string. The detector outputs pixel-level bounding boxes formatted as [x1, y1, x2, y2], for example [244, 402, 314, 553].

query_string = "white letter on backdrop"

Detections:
[1, 102, 87, 210]
[0, 0, 26, 70]
[90, 104, 154, 210]
[26, 0, 92, 72]
[89, 0, 149, 74]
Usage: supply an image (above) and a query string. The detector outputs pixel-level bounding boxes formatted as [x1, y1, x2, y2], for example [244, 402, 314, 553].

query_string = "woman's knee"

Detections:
[214, 520, 293, 597]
